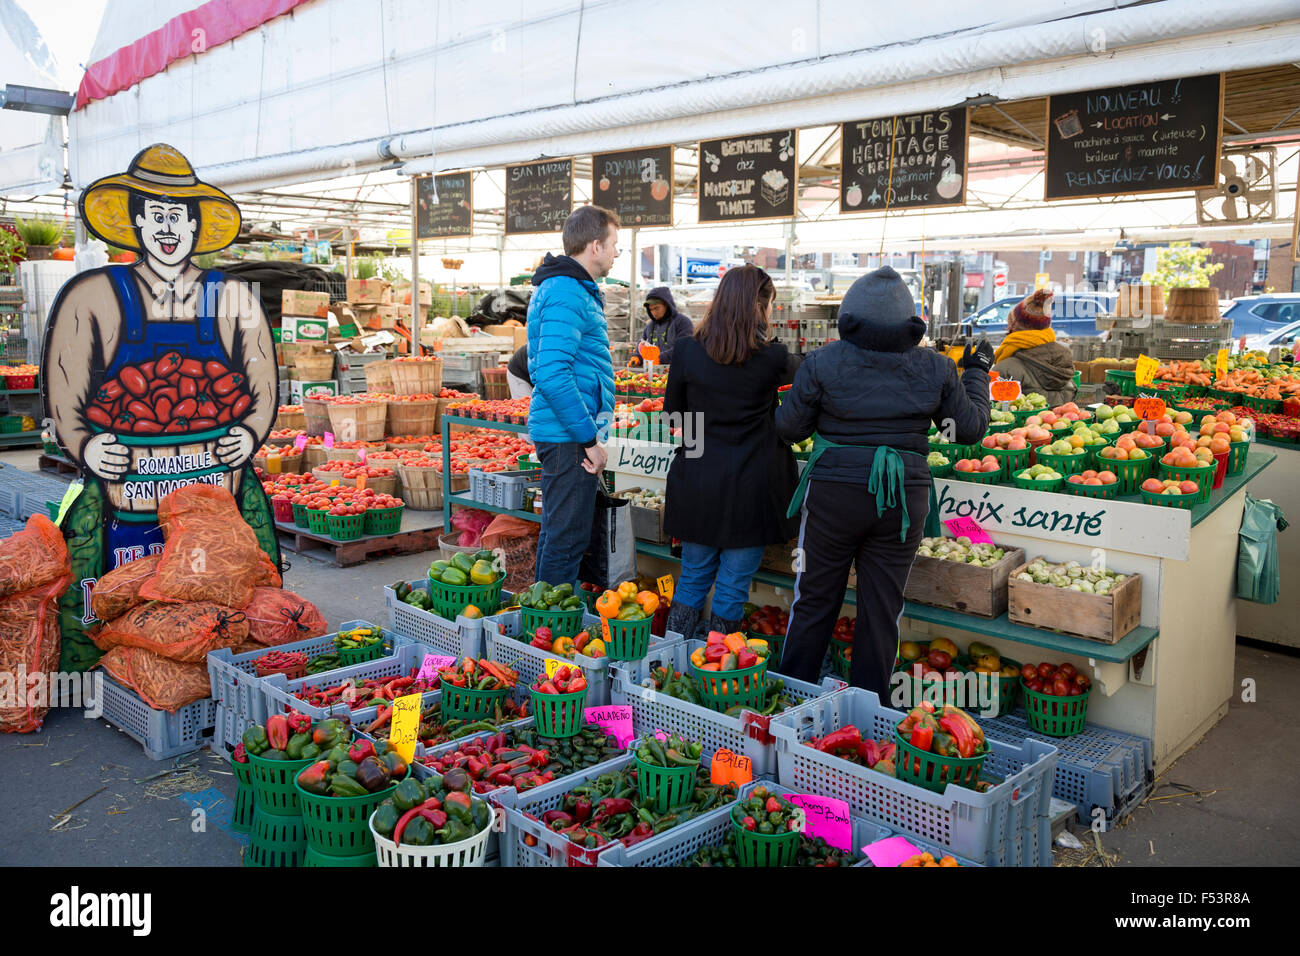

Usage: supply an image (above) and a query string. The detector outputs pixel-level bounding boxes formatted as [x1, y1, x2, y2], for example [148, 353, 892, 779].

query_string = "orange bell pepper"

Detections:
[636, 591, 659, 616]
[617, 581, 639, 603]
[551, 635, 575, 656]
[596, 591, 622, 619]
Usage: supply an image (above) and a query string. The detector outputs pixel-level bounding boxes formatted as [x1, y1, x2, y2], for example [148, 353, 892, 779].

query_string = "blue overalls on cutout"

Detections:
[101, 265, 231, 569]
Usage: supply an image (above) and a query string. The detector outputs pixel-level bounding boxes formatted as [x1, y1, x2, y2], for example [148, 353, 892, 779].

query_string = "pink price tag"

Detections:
[357, 448, 367, 464]
[790, 794, 852, 851]
[943, 516, 994, 545]
[653, 728, 669, 742]
[864, 835, 925, 868]
[584, 705, 634, 748]
[417, 653, 456, 682]
[323, 431, 335, 449]
[293, 435, 308, 451]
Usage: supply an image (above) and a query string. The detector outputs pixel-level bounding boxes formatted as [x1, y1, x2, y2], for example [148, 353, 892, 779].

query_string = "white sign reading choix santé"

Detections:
[932, 479, 1192, 561]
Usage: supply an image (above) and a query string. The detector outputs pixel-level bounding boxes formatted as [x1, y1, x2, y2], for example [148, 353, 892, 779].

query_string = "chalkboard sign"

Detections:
[591, 146, 674, 227]
[840, 108, 968, 211]
[415, 172, 473, 239]
[698, 130, 797, 222]
[1044, 74, 1222, 200]
[505, 159, 574, 235]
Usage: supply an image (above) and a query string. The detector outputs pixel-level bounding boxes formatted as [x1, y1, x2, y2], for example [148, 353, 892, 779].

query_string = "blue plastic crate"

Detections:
[981, 710, 1153, 827]
[482, 608, 624, 707]
[385, 580, 485, 659]
[89, 676, 217, 761]
[769, 688, 1058, 867]
[610, 639, 844, 778]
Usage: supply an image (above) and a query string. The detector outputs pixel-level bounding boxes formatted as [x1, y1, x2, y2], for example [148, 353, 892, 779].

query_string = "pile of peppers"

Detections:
[294, 670, 439, 713]
[808, 724, 898, 776]
[370, 769, 492, 847]
[647, 666, 797, 717]
[437, 658, 517, 691]
[420, 725, 626, 794]
[368, 697, 528, 745]
[733, 786, 799, 835]
[680, 832, 856, 867]
[297, 736, 408, 798]
[240, 713, 349, 762]
[635, 733, 701, 769]
[897, 701, 987, 760]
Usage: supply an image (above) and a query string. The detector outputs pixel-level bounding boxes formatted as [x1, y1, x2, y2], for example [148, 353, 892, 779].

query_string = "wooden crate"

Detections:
[760, 538, 798, 575]
[614, 488, 668, 544]
[1006, 562, 1142, 644]
[904, 547, 1026, 619]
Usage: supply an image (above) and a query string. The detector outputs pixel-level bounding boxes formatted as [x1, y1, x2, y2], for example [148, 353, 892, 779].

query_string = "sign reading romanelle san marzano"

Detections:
[592, 146, 673, 226]
[698, 130, 797, 222]
[1044, 74, 1223, 200]
[415, 172, 472, 239]
[839, 108, 968, 211]
[505, 159, 573, 234]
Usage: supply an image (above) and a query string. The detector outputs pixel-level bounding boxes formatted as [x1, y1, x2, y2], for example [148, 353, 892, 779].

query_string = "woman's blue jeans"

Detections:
[674, 542, 765, 621]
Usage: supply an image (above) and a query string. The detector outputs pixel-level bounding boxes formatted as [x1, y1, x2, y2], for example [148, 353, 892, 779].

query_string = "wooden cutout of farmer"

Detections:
[42, 143, 280, 671]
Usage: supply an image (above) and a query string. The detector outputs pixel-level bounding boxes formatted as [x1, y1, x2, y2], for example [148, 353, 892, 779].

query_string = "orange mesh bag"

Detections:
[139, 485, 266, 608]
[231, 639, 263, 654]
[90, 555, 160, 622]
[242, 587, 328, 646]
[98, 646, 211, 712]
[0, 515, 71, 733]
[94, 602, 248, 663]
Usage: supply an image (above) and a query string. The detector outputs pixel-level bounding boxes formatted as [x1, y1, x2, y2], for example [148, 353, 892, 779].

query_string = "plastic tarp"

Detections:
[0, 0, 67, 197]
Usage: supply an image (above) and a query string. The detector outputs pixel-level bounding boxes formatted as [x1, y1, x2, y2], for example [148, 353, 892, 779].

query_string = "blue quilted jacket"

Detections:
[525, 254, 615, 444]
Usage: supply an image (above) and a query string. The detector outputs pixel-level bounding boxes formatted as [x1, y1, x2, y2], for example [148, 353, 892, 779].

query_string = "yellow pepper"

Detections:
[617, 581, 639, 603]
[690, 647, 707, 668]
[635, 591, 659, 616]
[595, 591, 622, 619]
[583, 639, 606, 658]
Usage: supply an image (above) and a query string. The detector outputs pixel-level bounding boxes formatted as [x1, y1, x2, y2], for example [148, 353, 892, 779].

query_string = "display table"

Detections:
[1235, 439, 1298, 649]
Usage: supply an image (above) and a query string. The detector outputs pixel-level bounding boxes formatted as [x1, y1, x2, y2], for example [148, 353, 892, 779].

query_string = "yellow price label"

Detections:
[266, 454, 282, 474]
[1214, 348, 1229, 382]
[656, 574, 674, 601]
[1134, 354, 1159, 387]
[544, 658, 571, 678]
[330, 479, 340, 487]
[387, 692, 422, 764]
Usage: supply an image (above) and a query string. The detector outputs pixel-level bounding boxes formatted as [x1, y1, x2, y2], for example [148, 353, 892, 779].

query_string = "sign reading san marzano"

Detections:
[505, 159, 573, 235]
[697, 130, 797, 222]
[592, 146, 673, 226]
[1044, 73, 1223, 200]
[840, 108, 968, 211]
[415, 173, 473, 239]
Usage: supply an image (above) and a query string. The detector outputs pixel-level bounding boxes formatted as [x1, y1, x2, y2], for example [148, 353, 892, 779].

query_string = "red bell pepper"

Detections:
[265, 715, 290, 751]
[909, 724, 934, 752]
[817, 725, 862, 755]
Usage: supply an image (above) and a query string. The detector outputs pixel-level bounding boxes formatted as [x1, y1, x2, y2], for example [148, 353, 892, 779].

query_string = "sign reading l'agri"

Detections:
[932, 478, 1191, 560]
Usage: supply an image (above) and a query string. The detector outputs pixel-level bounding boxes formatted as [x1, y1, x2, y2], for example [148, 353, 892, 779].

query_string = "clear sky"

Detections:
[17, 0, 106, 90]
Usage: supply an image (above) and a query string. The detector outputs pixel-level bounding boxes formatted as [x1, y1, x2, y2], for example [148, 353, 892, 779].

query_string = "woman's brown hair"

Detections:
[694, 265, 775, 365]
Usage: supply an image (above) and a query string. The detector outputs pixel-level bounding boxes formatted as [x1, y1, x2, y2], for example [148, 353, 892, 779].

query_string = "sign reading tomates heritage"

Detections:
[840, 108, 968, 211]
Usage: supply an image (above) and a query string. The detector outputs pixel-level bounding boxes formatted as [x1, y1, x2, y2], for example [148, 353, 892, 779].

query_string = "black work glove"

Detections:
[961, 339, 995, 373]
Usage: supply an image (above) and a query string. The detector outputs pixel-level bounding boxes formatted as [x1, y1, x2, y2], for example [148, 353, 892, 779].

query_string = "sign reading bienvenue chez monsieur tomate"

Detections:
[932, 479, 1192, 561]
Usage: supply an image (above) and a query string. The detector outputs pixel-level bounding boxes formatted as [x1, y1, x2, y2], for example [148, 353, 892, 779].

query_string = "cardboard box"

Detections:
[347, 278, 392, 305]
[394, 281, 433, 306]
[485, 324, 527, 350]
[353, 303, 400, 330]
[280, 289, 331, 319]
[289, 379, 339, 403]
[281, 316, 330, 344]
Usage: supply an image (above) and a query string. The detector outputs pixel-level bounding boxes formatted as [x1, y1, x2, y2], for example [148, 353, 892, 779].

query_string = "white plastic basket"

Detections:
[369, 813, 492, 867]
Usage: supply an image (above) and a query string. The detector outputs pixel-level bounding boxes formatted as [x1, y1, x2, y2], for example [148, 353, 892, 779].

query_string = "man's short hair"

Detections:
[562, 205, 620, 256]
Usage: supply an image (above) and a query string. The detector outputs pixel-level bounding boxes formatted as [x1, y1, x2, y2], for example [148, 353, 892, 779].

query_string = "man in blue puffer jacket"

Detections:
[527, 205, 620, 587]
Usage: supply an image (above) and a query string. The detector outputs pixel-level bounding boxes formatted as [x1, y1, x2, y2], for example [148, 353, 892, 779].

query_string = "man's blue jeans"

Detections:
[534, 441, 599, 589]
[674, 541, 765, 621]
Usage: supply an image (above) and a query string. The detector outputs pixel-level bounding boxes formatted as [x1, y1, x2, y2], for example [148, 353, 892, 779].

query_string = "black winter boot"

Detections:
[664, 601, 701, 641]
[706, 613, 743, 638]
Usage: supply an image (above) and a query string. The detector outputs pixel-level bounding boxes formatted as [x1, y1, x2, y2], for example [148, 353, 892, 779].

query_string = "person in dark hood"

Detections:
[506, 344, 532, 399]
[640, 286, 694, 364]
[990, 289, 1078, 406]
[774, 266, 993, 697]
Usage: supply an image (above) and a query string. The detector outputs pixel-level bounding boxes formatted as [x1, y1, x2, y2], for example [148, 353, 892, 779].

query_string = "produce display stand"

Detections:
[440, 414, 542, 531]
[1234, 441, 1300, 649]
[272, 509, 443, 567]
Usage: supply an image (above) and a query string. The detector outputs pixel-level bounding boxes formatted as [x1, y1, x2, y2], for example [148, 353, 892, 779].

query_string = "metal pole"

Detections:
[410, 178, 421, 357]
[345, 225, 353, 279]
[784, 219, 795, 286]
[497, 234, 505, 288]
[628, 227, 638, 343]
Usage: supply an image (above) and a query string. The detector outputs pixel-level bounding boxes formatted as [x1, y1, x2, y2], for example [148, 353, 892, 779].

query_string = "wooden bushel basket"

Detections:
[303, 397, 332, 437]
[389, 358, 443, 396]
[325, 400, 389, 442]
[1164, 287, 1220, 325]
[364, 360, 394, 393]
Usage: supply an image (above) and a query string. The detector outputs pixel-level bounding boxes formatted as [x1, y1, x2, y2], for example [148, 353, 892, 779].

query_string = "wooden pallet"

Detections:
[273, 514, 443, 567]
[38, 453, 79, 476]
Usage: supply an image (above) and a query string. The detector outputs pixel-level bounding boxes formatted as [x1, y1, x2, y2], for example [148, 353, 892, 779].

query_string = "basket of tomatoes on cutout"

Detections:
[1019, 661, 1091, 737]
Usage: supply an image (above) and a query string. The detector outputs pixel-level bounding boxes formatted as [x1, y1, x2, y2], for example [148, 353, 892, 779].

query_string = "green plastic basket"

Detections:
[521, 605, 585, 639]
[1113, 417, 1141, 434]
[1236, 394, 1283, 415]
[295, 771, 406, 858]
[1010, 407, 1044, 424]
[928, 461, 954, 479]
[292, 502, 310, 528]
[328, 512, 366, 541]
[364, 505, 404, 535]
[691, 657, 769, 713]
[441, 682, 511, 721]
[746, 629, 784, 662]
[985, 419, 1016, 434]
[304, 846, 378, 868]
[1139, 487, 1196, 509]
[1063, 478, 1119, 499]
[603, 615, 653, 661]
[984, 445, 1032, 480]
[1157, 463, 1213, 504]
[1021, 682, 1091, 737]
[306, 507, 330, 534]
[927, 440, 974, 462]
[247, 751, 315, 816]
[1031, 449, 1089, 476]
[0, 415, 22, 433]
[1105, 454, 1154, 495]
[894, 665, 967, 709]
[1013, 473, 1063, 492]
[337, 636, 384, 666]
[231, 756, 255, 835]
[951, 467, 1001, 485]
[634, 753, 697, 812]
[530, 687, 587, 737]
[245, 807, 308, 867]
[1228, 440, 1250, 476]
[731, 803, 802, 866]
[894, 727, 987, 794]
[1105, 369, 1137, 396]
[428, 573, 504, 619]
[832, 640, 852, 681]
[955, 655, 1022, 719]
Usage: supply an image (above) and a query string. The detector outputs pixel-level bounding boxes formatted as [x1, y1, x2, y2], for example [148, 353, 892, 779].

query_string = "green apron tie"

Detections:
[787, 433, 935, 542]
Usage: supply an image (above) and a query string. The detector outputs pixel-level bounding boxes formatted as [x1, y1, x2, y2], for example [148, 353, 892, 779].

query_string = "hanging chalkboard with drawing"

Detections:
[505, 158, 574, 235]
[839, 108, 969, 211]
[415, 172, 473, 239]
[1044, 74, 1223, 200]
[592, 146, 674, 226]
[697, 130, 797, 222]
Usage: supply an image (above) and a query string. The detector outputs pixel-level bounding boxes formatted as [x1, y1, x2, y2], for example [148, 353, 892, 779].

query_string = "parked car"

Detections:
[960, 292, 1118, 344]
[1221, 295, 1300, 342]
[1242, 317, 1300, 353]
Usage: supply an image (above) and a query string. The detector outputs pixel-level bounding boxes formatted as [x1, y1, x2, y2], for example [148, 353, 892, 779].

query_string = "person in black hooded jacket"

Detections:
[774, 266, 994, 698]
[640, 286, 695, 364]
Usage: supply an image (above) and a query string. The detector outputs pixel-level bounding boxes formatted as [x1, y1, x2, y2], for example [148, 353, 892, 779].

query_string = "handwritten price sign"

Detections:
[790, 794, 852, 851]
[1214, 348, 1229, 382]
[709, 748, 753, 787]
[943, 516, 993, 545]
[1133, 396, 1167, 421]
[417, 653, 455, 683]
[1134, 354, 1159, 388]
[656, 574, 675, 601]
[989, 379, 1021, 403]
[388, 693, 422, 764]
[584, 705, 633, 747]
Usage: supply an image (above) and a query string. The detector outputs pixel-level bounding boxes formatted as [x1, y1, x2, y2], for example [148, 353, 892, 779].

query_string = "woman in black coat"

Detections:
[662, 266, 799, 639]
[774, 266, 994, 698]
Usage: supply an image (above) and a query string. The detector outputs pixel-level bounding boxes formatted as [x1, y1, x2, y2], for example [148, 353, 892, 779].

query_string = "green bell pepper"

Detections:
[241, 726, 269, 756]
[440, 567, 468, 586]
[402, 816, 434, 846]
[394, 581, 412, 602]
[329, 774, 368, 798]
[392, 778, 426, 812]
[617, 604, 646, 621]
[560, 595, 583, 610]
[285, 732, 310, 760]
[451, 552, 475, 574]
[436, 818, 473, 844]
[372, 802, 399, 838]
